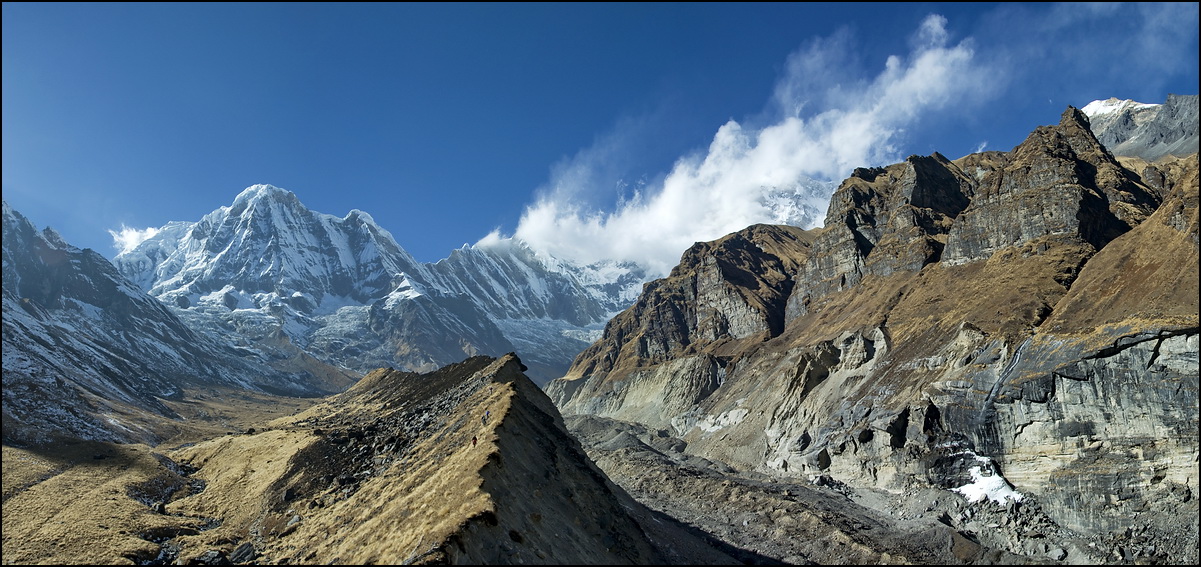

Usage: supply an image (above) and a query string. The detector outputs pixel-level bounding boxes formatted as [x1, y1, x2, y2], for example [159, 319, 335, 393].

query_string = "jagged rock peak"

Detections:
[994, 105, 1122, 183]
[1051, 105, 1109, 154]
[553, 223, 815, 395]
[2, 202, 75, 258]
[938, 103, 1161, 267]
[1, 200, 24, 231]
[850, 165, 888, 182]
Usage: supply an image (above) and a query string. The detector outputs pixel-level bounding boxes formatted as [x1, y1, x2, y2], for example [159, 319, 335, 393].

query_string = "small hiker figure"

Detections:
[472, 436, 477, 447]
[482, 410, 489, 425]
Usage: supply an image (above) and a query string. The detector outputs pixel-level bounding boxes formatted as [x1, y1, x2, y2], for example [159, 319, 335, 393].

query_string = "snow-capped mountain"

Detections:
[116, 185, 423, 309]
[113, 185, 644, 384]
[426, 239, 613, 325]
[756, 176, 833, 231]
[1082, 94, 1199, 159]
[2, 201, 354, 445]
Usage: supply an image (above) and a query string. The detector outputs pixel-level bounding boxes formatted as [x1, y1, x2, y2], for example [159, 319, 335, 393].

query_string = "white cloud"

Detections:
[108, 224, 160, 255]
[506, 14, 993, 276]
[539, 113, 662, 210]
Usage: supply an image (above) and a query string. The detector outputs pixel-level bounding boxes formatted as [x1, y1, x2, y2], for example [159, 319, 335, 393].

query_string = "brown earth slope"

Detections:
[3, 354, 746, 565]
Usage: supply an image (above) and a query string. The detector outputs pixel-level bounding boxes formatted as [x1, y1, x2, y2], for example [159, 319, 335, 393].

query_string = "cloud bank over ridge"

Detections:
[504, 15, 992, 275]
[108, 224, 161, 255]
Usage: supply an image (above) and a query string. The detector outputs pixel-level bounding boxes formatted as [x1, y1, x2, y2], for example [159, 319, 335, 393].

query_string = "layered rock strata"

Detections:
[547, 107, 1199, 562]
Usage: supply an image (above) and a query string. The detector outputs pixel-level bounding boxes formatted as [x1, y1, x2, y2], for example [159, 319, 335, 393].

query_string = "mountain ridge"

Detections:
[2, 353, 751, 564]
[112, 184, 644, 385]
[2, 202, 357, 445]
[2, 93, 1196, 565]
[547, 103, 1199, 562]
[1082, 93, 1199, 161]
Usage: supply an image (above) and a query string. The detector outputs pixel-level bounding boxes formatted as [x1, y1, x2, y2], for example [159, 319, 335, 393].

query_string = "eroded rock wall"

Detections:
[548, 107, 1199, 555]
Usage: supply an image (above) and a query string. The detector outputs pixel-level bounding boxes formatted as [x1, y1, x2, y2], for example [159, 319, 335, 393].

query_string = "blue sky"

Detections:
[3, 3, 1198, 268]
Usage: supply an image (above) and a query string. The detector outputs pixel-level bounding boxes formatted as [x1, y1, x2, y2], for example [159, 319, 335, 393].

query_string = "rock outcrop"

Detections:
[548, 106, 1200, 563]
[548, 224, 815, 429]
[567, 414, 1102, 564]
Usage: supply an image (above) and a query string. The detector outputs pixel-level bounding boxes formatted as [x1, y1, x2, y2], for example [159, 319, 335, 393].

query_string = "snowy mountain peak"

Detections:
[1080, 94, 1198, 160]
[232, 183, 293, 203]
[4, 202, 356, 443]
[111, 185, 429, 316]
[345, 208, 375, 224]
[107, 184, 652, 384]
[226, 183, 304, 219]
[1081, 97, 1158, 117]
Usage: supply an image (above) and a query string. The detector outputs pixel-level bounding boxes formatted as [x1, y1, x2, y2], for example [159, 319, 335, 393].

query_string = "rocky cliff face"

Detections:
[549, 224, 815, 428]
[548, 106, 1199, 562]
[1083, 94, 1199, 161]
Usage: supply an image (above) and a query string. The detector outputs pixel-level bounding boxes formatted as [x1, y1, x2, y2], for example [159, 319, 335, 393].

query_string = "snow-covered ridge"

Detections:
[118, 184, 423, 308]
[1080, 94, 1198, 160]
[110, 180, 835, 384]
[3, 200, 353, 443]
[1080, 97, 1157, 117]
[111, 185, 645, 383]
[118, 184, 626, 326]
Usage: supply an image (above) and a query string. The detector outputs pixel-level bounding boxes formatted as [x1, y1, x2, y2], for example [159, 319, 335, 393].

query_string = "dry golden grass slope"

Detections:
[2, 387, 317, 565]
[3, 354, 733, 565]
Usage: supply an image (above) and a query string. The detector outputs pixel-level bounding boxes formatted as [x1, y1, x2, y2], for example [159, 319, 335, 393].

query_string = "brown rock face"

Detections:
[943, 107, 1159, 267]
[546, 224, 816, 427]
[800, 152, 976, 304]
[548, 107, 1199, 561]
